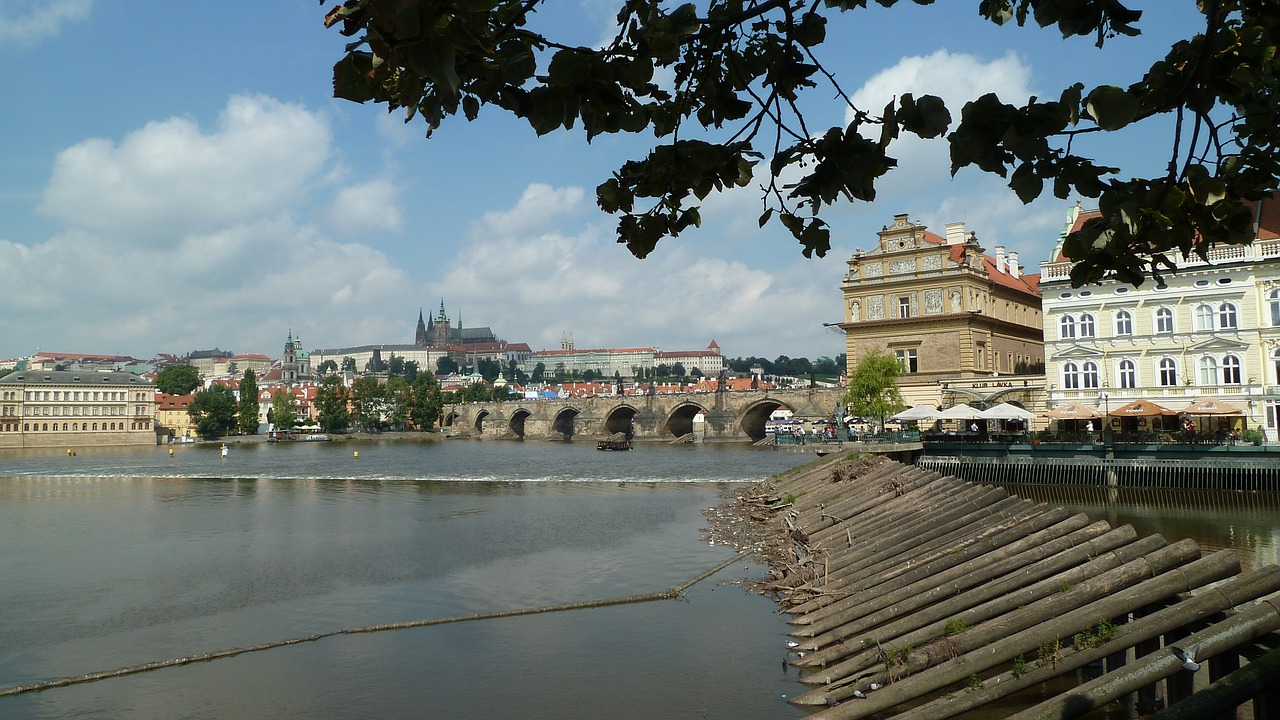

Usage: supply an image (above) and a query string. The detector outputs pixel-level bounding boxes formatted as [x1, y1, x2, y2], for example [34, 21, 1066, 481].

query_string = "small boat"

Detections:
[597, 438, 632, 451]
[304, 434, 332, 442]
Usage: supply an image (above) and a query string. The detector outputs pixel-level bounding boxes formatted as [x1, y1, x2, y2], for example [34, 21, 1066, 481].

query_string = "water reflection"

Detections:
[997, 483, 1280, 570]
[0, 443, 813, 720]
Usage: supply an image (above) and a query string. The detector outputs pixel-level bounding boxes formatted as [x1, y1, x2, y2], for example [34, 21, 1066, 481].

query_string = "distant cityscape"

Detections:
[0, 299, 843, 447]
[8, 195, 1280, 449]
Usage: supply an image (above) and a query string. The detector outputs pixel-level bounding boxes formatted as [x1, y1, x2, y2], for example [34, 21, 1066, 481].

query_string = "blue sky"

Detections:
[0, 1, 1204, 363]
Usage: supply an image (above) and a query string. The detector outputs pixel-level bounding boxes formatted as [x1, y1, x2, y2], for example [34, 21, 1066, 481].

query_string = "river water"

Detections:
[3, 442, 1278, 720]
[0, 440, 815, 720]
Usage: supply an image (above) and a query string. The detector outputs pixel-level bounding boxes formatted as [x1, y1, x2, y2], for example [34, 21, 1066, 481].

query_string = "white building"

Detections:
[1039, 198, 1280, 438]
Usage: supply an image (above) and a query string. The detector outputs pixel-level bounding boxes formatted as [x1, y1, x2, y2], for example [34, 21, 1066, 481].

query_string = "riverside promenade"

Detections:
[713, 453, 1280, 718]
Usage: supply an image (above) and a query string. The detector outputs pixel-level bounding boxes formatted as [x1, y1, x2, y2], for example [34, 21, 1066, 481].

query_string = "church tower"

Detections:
[415, 309, 429, 347]
[432, 300, 451, 347]
[283, 330, 298, 382]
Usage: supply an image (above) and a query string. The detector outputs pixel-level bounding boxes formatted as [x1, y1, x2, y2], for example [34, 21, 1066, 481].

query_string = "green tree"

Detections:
[506, 360, 527, 385]
[324, 1, 1280, 286]
[237, 369, 260, 434]
[268, 388, 298, 431]
[671, 362, 686, 378]
[317, 359, 338, 374]
[460, 380, 492, 403]
[403, 359, 420, 383]
[341, 356, 356, 372]
[477, 358, 502, 382]
[351, 376, 387, 431]
[387, 354, 406, 377]
[409, 372, 443, 430]
[383, 377, 412, 430]
[155, 364, 201, 395]
[315, 375, 350, 433]
[842, 351, 906, 431]
[188, 385, 238, 438]
[531, 362, 546, 382]
[437, 356, 459, 375]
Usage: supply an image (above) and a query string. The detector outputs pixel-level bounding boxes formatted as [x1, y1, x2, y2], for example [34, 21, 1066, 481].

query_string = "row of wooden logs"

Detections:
[736, 454, 1280, 719]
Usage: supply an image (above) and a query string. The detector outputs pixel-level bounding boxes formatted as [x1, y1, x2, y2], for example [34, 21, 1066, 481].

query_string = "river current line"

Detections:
[0, 552, 749, 698]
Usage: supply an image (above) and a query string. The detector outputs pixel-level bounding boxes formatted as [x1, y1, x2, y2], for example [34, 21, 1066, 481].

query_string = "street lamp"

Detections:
[1099, 391, 1110, 444]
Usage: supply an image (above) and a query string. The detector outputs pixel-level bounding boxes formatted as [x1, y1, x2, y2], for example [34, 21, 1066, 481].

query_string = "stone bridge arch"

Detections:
[740, 399, 791, 441]
[473, 409, 490, 434]
[443, 410, 460, 428]
[509, 408, 532, 439]
[552, 407, 580, 439]
[664, 402, 710, 438]
[604, 405, 638, 437]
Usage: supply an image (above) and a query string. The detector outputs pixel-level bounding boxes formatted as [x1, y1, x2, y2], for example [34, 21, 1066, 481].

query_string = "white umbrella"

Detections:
[936, 403, 983, 420]
[980, 402, 1037, 421]
[891, 405, 939, 422]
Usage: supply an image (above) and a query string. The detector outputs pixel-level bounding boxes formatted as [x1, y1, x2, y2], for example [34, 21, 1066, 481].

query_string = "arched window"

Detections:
[92, 423, 98, 430]
[1059, 315, 1076, 340]
[1158, 358, 1178, 387]
[1115, 310, 1133, 336]
[1155, 307, 1175, 334]
[1194, 304, 1214, 331]
[1079, 314, 1096, 338]
[42, 423, 48, 431]
[1273, 347, 1280, 384]
[1118, 359, 1137, 389]
[1082, 361, 1100, 389]
[1270, 289, 1280, 326]
[1199, 356, 1219, 386]
[1219, 302, 1239, 330]
[1063, 362, 1081, 389]
[1222, 355, 1242, 385]
[62, 423, 68, 431]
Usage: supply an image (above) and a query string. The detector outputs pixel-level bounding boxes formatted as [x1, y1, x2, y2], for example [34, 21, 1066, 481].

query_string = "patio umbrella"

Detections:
[1108, 398, 1176, 417]
[891, 405, 939, 422]
[980, 402, 1037, 421]
[1180, 398, 1245, 416]
[1045, 401, 1104, 419]
[936, 403, 983, 420]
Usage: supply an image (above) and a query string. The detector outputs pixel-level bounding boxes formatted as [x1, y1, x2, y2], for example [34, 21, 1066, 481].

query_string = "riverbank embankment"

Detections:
[707, 453, 1280, 719]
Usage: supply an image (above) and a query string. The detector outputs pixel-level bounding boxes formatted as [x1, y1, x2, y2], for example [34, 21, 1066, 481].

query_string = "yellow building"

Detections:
[0, 370, 156, 448]
[839, 214, 1045, 409]
[155, 392, 198, 440]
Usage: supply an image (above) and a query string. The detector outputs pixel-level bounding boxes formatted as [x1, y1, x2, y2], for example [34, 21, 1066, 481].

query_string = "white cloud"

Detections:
[0, 0, 91, 46]
[846, 50, 1035, 198]
[1, 95, 427, 358]
[328, 178, 404, 236]
[39, 95, 332, 244]
[430, 182, 845, 358]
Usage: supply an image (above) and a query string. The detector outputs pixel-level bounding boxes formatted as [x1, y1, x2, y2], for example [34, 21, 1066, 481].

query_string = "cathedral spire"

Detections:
[415, 309, 428, 346]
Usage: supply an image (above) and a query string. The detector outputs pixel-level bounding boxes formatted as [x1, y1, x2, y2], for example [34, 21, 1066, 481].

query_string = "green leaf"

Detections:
[1085, 85, 1138, 131]
[332, 53, 378, 104]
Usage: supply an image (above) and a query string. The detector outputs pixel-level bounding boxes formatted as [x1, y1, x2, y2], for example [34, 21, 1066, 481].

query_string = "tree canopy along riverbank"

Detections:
[322, 0, 1280, 287]
[706, 454, 1280, 717]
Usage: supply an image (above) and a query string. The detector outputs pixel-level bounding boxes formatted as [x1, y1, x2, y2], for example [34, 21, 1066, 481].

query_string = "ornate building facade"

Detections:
[415, 301, 498, 348]
[0, 370, 156, 448]
[1039, 198, 1280, 438]
[839, 214, 1045, 409]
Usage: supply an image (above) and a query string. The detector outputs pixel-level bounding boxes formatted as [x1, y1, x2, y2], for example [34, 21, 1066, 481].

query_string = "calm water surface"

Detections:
[0, 441, 814, 720]
[4, 442, 1278, 720]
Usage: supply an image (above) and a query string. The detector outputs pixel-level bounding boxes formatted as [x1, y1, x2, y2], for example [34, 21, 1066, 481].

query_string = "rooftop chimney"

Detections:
[945, 222, 966, 245]
[1007, 250, 1020, 278]
[995, 245, 1007, 274]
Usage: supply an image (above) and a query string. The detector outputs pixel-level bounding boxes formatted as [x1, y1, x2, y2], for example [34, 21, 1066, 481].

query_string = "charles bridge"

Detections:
[442, 387, 845, 442]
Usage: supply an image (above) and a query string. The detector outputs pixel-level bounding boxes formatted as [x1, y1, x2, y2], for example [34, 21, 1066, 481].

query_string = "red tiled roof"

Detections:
[155, 392, 194, 409]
